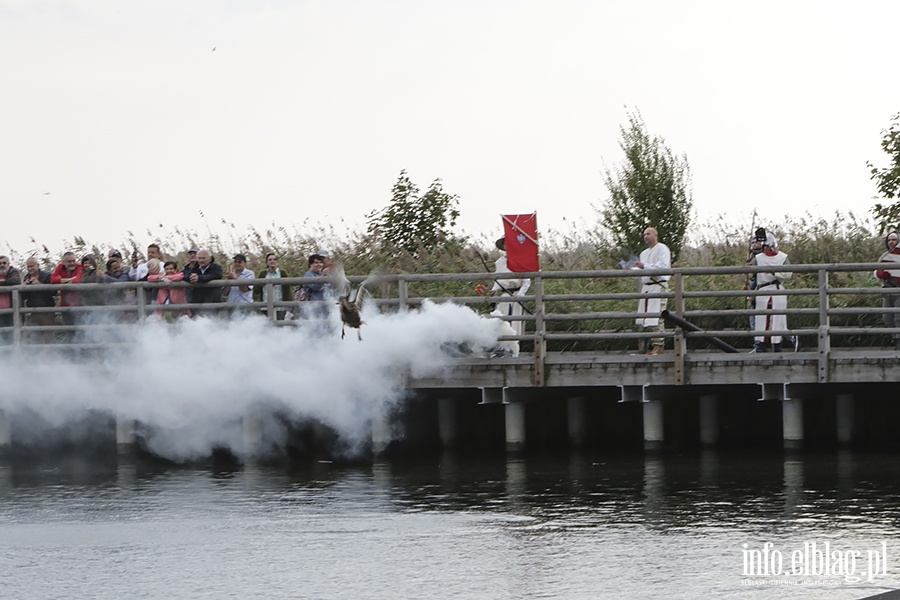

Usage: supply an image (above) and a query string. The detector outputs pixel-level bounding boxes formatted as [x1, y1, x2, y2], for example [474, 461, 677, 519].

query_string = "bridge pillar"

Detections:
[836, 393, 854, 445]
[372, 412, 392, 455]
[437, 397, 457, 449]
[567, 396, 587, 448]
[115, 418, 136, 455]
[642, 399, 664, 450]
[782, 395, 804, 450]
[699, 395, 718, 446]
[0, 410, 10, 452]
[242, 415, 262, 457]
[503, 389, 526, 453]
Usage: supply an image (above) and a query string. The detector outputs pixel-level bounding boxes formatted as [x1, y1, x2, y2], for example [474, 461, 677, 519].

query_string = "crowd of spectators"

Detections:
[0, 245, 337, 338]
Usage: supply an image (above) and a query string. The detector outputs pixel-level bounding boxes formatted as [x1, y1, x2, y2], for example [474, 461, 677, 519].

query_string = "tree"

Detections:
[869, 113, 900, 232]
[366, 170, 461, 255]
[601, 110, 693, 259]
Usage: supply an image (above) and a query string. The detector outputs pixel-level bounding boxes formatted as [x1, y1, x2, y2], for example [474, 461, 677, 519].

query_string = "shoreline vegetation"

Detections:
[3, 210, 881, 278]
[0, 210, 895, 350]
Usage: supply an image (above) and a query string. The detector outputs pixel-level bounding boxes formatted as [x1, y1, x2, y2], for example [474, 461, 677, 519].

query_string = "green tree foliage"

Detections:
[601, 110, 693, 259]
[870, 113, 900, 232]
[366, 170, 462, 256]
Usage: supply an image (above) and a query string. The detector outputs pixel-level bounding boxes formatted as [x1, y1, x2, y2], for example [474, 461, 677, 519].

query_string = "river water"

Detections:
[1, 451, 898, 599]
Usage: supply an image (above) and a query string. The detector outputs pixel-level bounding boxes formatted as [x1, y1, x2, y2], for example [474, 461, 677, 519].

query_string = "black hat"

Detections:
[753, 227, 767, 243]
[232, 253, 247, 262]
[495, 237, 506, 251]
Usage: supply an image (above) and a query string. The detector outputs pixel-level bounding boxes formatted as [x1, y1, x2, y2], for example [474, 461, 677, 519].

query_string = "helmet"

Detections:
[753, 227, 767, 244]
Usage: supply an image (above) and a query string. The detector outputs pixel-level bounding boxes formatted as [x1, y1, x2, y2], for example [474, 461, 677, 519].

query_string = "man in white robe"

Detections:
[634, 227, 671, 355]
[491, 237, 531, 340]
[749, 232, 792, 352]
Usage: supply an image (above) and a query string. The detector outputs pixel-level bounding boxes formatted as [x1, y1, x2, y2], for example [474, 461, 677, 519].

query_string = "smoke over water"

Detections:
[0, 302, 503, 462]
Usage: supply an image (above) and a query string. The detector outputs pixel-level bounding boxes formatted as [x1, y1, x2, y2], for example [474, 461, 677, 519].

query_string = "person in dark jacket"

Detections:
[0, 256, 22, 337]
[254, 252, 292, 319]
[186, 249, 223, 314]
[21, 257, 55, 342]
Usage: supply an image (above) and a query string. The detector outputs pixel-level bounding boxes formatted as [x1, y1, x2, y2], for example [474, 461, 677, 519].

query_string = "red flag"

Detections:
[502, 213, 539, 272]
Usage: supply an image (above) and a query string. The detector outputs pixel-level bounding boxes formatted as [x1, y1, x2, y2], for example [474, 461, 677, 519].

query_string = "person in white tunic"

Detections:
[491, 237, 531, 339]
[749, 232, 792, 352]
[634, 227, 671, 355]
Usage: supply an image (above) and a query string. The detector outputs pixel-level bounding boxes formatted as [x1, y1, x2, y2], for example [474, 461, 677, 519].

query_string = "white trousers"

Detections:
[754, 288, 787, 344]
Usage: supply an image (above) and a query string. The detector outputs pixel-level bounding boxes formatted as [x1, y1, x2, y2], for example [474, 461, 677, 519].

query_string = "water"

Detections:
[1, 452, 898, 599]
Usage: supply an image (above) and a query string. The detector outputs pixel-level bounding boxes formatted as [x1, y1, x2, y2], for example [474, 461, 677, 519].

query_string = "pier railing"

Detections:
[0, 263, 896, 372]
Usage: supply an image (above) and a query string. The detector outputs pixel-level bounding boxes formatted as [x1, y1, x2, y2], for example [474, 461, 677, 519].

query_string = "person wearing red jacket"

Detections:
[874, 231, 900, 350]
[50, 251, 84, 329]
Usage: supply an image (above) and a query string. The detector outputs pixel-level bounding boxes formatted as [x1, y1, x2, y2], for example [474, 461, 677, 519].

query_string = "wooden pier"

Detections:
[1, 262, 899, 458]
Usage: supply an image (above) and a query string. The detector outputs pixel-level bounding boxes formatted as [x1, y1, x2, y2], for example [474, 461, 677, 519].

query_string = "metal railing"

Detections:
[1, 263, 896, 368]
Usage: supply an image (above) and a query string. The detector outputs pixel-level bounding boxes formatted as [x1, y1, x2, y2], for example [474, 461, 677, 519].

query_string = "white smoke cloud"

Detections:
[0, 301, 503, 462]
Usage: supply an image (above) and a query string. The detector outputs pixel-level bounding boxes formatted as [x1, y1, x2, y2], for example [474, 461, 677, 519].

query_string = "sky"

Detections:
[2, 0, 898, 257]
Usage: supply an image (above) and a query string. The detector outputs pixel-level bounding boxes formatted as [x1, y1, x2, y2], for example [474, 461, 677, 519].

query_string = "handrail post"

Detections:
[137, 282, 147, 323]
[817, 268, 830, 383]
[533, 275, 546, 387]
[672, 273, 687, 378]
[672, 272, 685, 317]
[266, 282, 276, 322]
[673, 328, 685, 385]
[398, 278, 409, 313]
[11, 288, 21, 350]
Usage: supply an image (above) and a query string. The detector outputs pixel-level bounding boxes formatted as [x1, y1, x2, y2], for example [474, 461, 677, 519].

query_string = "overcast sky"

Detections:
[2, 0, 898, 257]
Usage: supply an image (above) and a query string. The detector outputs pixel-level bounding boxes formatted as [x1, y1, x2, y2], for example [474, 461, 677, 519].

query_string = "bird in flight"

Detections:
[212, 47, 216, 52]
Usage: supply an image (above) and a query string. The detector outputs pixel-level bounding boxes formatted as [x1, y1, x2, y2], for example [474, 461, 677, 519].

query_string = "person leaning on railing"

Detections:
[185, 249, 224, 315]
[874, 231, 900, 350]
[0, 256, 22, 340]
[50, 252, 84, 332]
[21, 257, 56, 342]
[254, 252, 292, 320]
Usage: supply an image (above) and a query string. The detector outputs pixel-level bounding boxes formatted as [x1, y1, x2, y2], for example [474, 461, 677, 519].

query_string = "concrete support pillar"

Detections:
[0, 411, 11, 446]
[642, 401, 664, 450]
[242, 415, 262, 456]
[371, 412, 391, 455]
[699, 395, 718, 447]
[504, 402, 526, 452]
[437, 398, 457, 449]
[782, 398, 804, 449]
[567, 396, 587, 448]
[836, 394, 854, 445]
[115, 418, 136, 454]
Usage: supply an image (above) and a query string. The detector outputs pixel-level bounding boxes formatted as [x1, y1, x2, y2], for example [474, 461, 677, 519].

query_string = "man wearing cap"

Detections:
[875, 231, 900, 350]
[225, 253, 254, 308]
[181, 248, 200, 303]
[749, 231, 792, 352]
